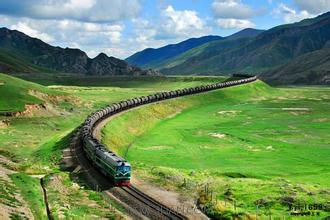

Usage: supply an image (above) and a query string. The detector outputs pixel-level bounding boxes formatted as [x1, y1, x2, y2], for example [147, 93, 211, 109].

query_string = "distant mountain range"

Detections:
[126, 28, 264, 69]
[127, 12, 330, 85]
[126, 35, 223, 68]
[0, 27, 158, 76]
[1, 11, 330, 84]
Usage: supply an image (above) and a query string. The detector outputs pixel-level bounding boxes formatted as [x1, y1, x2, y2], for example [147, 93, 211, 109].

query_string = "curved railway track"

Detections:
[66, 76, 257, 219]
[122, 185, 187, 219]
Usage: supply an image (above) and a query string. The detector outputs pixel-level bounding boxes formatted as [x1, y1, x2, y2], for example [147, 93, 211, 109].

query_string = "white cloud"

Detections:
[212, 0, 260, 30]
[0, 0, 141, 22]
[131, 5, 211, 41]
[10, 22, 55, 43]
[216, 18, 255, 29]
[1, 15, 127, 57]
[294, 0, 330, 14]
[56, 20, 123, 44]
[212, 0, 256, 19]
[159, 5, 210, 38]
[274, 3, 313, 23]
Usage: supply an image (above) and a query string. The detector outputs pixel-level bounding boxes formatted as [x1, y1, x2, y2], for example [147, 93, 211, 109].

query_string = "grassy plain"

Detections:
[0, 73, 225, 218]
[102, 80, 330, 218]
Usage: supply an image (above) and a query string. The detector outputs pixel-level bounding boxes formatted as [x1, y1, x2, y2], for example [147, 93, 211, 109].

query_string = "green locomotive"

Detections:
[83, 138, 131, 186]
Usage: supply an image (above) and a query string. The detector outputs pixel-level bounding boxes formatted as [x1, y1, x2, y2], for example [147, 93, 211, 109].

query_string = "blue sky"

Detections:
[0, 0, 329, 58]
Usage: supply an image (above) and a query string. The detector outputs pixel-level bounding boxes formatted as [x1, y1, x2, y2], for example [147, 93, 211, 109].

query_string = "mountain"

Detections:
[226, 28, 265, 39]
[125, 35, 223, 68]
[157, 12, 330, 84]
[126, 28, 265, 70]
[0, 27, 158, 76]
[260, 47, 330, 85]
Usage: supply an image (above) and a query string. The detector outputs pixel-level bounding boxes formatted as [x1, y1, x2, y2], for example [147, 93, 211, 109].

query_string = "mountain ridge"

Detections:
[226, 28, 265, 40]
[126, 35, 223, 68]
[126, 28, 265, 69]
[157, 12, 330, 84]
[0, 27, 159, 76]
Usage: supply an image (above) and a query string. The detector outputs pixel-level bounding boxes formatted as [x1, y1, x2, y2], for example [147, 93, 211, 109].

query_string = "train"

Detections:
[80, 76, 257, 186]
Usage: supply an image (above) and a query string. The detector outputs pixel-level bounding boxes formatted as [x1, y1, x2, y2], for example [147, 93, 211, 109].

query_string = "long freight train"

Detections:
[81, 76, 257, 186]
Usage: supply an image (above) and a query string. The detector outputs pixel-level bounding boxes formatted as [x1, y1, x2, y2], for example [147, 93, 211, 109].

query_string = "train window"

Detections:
[118, 166, 130, 172]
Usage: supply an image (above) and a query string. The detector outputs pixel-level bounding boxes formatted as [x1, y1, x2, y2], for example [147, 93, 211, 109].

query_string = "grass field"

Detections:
[102, 80, 330, 218]
[0, 73, 64, 113]
[0, 73, 226, 218]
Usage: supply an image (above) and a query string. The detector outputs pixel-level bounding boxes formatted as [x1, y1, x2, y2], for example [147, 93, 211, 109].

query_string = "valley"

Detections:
[0, 3, 330, 219]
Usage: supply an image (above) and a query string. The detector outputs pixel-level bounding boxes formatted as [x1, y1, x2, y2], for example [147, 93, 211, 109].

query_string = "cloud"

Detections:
[216, 18, 255, 29]
[159, 5, 210, 38]
[212, 0, 261, 29]
[294, 0, 330, 14]
[274, 3, 313, 23]
[11, 22, 55, 43]
[212, 0, 258, 19]
[57, 20, 123, 44]
[132, 19, 157, 44]
[0, 0, 141, 22]
[132, 5, 210, 41]
[1, 14, 127, 57]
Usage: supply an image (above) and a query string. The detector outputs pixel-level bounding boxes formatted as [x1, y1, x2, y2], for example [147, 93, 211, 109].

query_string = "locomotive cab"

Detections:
[117, 164, 131, 173]
[115, 162, 131, 186]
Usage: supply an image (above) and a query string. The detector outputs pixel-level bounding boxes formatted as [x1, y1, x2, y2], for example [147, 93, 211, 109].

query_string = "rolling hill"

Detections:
[0, 27, 158, 76]
[126, 28, 264, 69]
[0, 73, 64, 113]
[151, 12, 330, 84]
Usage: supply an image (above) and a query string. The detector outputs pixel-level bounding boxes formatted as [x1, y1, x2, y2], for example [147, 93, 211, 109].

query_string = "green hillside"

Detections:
[0, 48, 52, 73]
[0, 73, 63, 113]
[102, 81, 330, 218]
[157, 12, 330, 85]
[261, 47, 330, 85]
[126, 29, 264, 70]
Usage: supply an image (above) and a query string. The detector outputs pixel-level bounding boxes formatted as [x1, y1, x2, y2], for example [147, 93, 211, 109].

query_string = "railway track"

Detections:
[121, 185, 187, 220]
[65, 76, 257, 219]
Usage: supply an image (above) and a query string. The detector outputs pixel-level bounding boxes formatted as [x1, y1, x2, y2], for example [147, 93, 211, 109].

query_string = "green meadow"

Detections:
[102, 80, 330, 218]
[0, 73, 225, 219]
[1, 72, 329, 219]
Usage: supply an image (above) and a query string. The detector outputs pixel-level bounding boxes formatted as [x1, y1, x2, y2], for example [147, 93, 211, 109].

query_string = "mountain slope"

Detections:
[0, 27, 157, 75]
[160, 12, 330, 78]
[125, 35, 223, 68]
[226, 28, 264, 40]
[261, 47, 330, 85]
[126, 28, 265, 70]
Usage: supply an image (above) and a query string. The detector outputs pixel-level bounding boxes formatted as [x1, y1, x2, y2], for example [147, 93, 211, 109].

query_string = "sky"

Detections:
[0, 0, 329, 59]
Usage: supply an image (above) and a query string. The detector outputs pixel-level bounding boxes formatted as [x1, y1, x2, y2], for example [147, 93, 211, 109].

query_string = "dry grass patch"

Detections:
[209, 133, 226, 139]
[143, 145, 174, 150]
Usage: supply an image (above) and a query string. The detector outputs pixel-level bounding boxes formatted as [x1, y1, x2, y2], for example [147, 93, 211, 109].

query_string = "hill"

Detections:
[158, 12, 330, 83]
[0, 27, 158, 76]
[261, 47, 330, 84]
[125, 35, 223, 68]
[0, 73, 64, 114]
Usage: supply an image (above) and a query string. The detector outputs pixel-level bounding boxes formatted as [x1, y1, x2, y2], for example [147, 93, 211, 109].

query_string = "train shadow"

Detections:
[60, 129, 115, 191]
